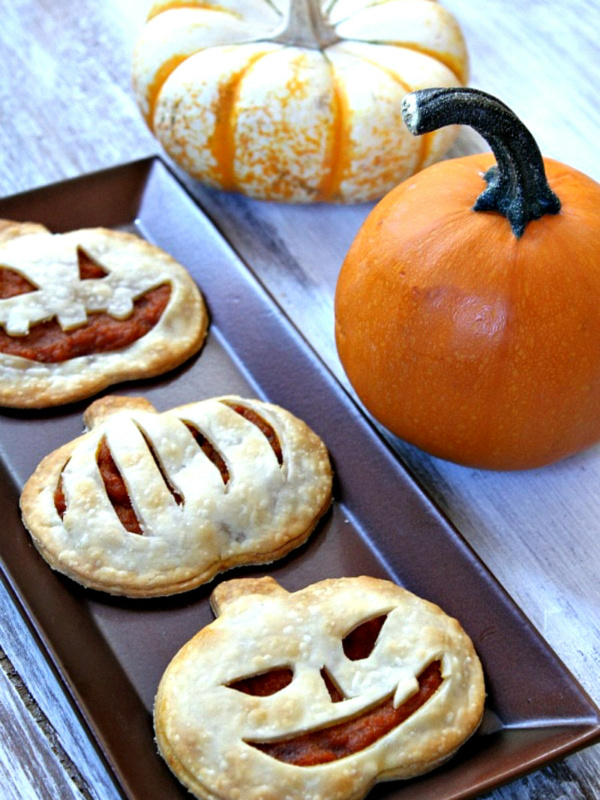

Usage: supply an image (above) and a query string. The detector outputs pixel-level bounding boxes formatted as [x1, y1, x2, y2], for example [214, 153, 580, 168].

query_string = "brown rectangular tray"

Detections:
[0, 158, 598, 800]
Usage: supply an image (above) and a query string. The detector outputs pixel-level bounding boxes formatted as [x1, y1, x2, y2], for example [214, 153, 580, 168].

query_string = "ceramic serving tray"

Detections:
[0, 158, 598, 800]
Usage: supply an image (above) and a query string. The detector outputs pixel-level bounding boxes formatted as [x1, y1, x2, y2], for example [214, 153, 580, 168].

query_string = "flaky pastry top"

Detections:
[155, 575, 485, 800]
[0, 221, 207, 407]
[20, 396, 332, 596]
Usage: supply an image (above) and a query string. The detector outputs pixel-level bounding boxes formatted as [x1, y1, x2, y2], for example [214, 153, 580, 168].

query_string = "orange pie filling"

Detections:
[0, 250, 170, 362]
[228, 615, 443, 766]
[53, 403, 283, 533]
[247, 660, 442, 766]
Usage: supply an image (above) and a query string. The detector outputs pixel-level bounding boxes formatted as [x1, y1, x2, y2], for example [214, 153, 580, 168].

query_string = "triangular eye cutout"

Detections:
[0, 265, 37, 298]
[342, 614, 388, 661]
[77, 246, 109, 280]
[227, 668, 293, 696]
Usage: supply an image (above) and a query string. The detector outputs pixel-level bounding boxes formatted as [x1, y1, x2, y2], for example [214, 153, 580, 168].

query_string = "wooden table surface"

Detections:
[0, 1, 599, 798]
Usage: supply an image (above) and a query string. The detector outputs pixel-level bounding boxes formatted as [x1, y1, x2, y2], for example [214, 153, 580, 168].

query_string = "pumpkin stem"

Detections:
[268, 0, 340, 49]
[401, 87, 561, 238]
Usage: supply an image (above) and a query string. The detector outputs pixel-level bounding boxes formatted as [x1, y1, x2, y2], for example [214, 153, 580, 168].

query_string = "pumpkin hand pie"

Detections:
[20, 395, 333, 597]
[0, 221, 207, 408]
[154, 575, 485, 800]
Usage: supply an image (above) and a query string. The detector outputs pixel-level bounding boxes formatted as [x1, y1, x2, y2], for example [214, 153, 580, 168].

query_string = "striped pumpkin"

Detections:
[132, 0, 469, 203]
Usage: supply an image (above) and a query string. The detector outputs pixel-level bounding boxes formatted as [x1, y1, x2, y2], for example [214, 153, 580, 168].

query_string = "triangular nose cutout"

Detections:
[320, 667, 345, 703]
[77, 246, 109, 280]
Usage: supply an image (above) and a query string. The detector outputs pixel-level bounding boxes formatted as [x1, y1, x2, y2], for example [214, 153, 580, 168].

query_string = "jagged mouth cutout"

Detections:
[54, 402, 283, 531]
[227, 614, 443, 766]
[0, 248, 170, 363]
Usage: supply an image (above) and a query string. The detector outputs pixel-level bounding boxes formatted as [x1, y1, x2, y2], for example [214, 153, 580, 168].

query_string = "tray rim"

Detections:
[0, 156, 598, 800]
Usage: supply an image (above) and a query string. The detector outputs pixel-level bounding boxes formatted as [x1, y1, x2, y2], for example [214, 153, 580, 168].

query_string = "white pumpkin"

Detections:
[132, 0, 469, 202]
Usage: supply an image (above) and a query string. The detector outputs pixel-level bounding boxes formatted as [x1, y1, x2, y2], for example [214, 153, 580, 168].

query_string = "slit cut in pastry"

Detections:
[154, 576, 486, 800]
[20, 395, 333, 597]
[0, 220, 208, 407]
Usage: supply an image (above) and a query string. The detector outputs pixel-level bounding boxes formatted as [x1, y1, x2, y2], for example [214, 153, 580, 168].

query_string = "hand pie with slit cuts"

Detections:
[20, 395, 332, 596]
[154, 575, 485, 800]
[0, 220, 207, 407]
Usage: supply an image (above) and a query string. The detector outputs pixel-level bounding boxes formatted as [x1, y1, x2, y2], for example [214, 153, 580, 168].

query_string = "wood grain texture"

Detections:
[0, 1, 599, 799]
[0, 0, 156, 193]
[0, 644, 95, 800]
[0, 578, 122, 800]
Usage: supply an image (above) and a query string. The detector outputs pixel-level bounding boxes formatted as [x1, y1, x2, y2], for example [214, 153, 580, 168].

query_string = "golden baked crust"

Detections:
[154, 575, 485, 800]
[0, 221, 207, 407]
[20, 396, 333, 597]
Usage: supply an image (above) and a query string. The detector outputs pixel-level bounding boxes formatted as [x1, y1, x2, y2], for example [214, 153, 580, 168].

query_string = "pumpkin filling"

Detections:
[138, 425, 184, 506]
[230, 615, 443, 766]
[185, 423, 230, 484]
[54, 472, 67, 520]
[223, 402, 283, 464]
[0, 249, 171, 362]
[249, 660, 443, 766]
[229, 668, 294, 697]
[53, 439, 143, 532]
[0, 266, 37, 298]
[96, 437, 144, 534]
[54, 423, 232, 531]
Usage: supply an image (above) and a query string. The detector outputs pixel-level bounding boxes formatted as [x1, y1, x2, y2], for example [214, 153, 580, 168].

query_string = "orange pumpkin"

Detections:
[334, 88, 600, 470]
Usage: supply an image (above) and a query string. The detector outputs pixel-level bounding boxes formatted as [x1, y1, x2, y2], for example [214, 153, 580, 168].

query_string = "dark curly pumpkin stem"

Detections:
[401, 87, 561, 238]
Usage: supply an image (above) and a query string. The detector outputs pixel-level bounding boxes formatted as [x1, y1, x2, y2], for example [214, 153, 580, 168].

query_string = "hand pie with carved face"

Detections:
[154, 576, 485, 800]
[0, 220, 207, 407]
[20, 395, 332, 596]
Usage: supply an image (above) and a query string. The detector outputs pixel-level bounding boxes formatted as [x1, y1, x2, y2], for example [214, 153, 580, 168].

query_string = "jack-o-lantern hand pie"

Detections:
[154, 576, 485, 800]
[20, 395, 332, 597]
[0, 220, 207, 408]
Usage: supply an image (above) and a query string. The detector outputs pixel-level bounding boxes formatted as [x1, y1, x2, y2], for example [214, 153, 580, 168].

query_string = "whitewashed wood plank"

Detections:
[0, 646, 86, 800]
[0, 580, 123, 800]
[0, 0, 156, 196]
[444, 0, 600, 178]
